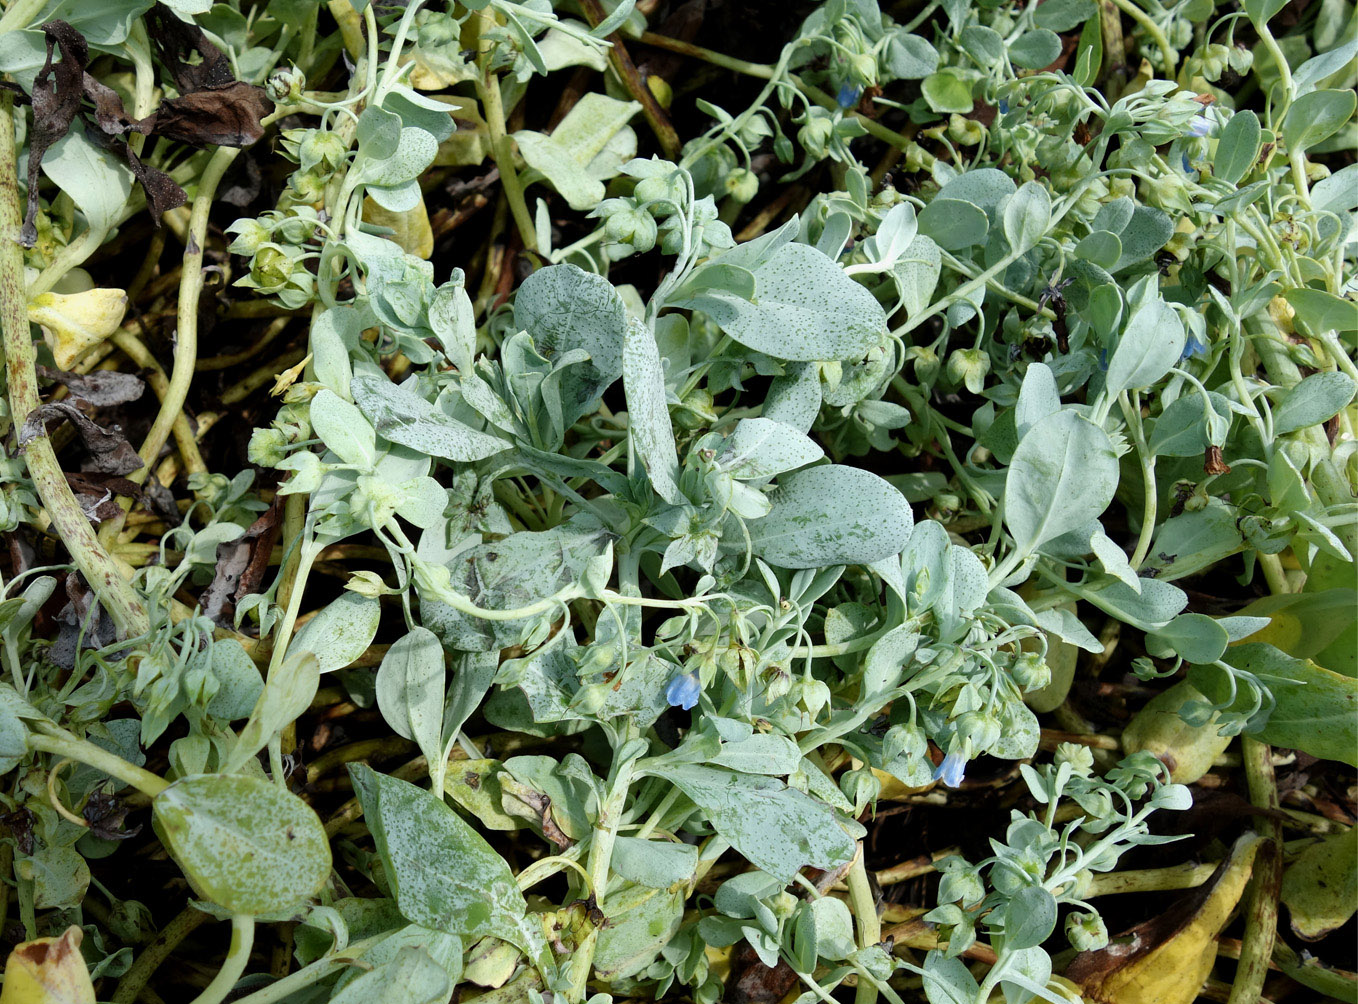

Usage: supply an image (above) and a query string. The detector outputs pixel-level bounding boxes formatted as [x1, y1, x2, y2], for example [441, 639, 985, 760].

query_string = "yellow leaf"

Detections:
[1068, 834, 1262, 1004]
[27, 288, 128, 370]
[0, 926, 96, 1004]
[1121, 680, 1233, 784]
[363, 195, 435, 260]
[1280, 826, 1358, 941]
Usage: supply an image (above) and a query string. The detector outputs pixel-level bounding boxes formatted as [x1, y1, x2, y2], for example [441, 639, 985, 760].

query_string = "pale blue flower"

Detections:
[1187, 114, 1212, 137]
[933, 750, 967, 788]
[837, 82, 863, 109]
[1179, 328, 1209, 362]
[998, 99, 1010, 114]
[666, 672, 701, 710]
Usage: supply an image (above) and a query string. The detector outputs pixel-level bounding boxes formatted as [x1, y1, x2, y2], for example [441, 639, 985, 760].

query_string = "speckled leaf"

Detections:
[376, 628, 445, 772]
[659, 764, 857, 883]
[717, 418, 823, 479]
[1105, 294, 1186, 394]
[514, 264, 627, 425]
[348, 764, 533, 946]
[671, 242, 886, 361]
[291, 591, 381, 673]
[747, 465, 914, 569]
[622, 317, 683, 504]
[352, 374, 510, 463]
[1004, 410, 1118, 556]
[310, 390, 377, 468]
[153, 773, 331, 915]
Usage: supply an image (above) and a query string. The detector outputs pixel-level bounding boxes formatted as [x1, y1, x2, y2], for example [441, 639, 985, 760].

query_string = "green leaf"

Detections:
[376, 628, 445, 775]
[291, 591, 381, 673]
[918, 198, 989, 250]
[1003, 411, 1118, 556]
[352, 374, 510, 463]
[514, 93, 640, 210]
[1105, 291, 1186, 394]
[748, 465, 914, 569]
[659, 764, 857, 883]
[674, 242, 887, 362]
[1280, 827, 1357, 940]
[1034, 0, 1097, 31]
[1008, 29, 1062, 69]
[348, 763, 535, 945]
[921, 70, 974, 114]
[1283, 288, 1358, 337]
[1001, 182, 1051, 255]
[623, 318, 683, 504]
[311, 390, 378, 468]
[717, 418, 823, 479]
[1004, 885, 1057, 949]
[154, 774, 331, 914]
[1198, 644, 1358, 764]
[1149, 613, 1231, 665]
[1271, 371, 1356, 435]
[330, 945, 452, 1004]
[1214, 111, 1261, 185]
[1110, 205, 1174, 272]
[611, 836, 699, 888]
[41, 132, 133, 238]
[224, 651, 319, 773]
[1074, 230, 1122, 269]
[514, 263, 627, 425]
[1283, 89, 1357, 151]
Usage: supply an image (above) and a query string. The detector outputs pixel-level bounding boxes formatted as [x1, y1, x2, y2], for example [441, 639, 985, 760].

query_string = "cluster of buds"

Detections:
[592, 159, 734, 261]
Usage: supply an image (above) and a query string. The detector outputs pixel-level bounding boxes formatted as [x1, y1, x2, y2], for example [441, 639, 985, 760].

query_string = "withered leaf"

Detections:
[19, 401, 144, 476]
[38, 364, 145, 406]
[200, 497, 279, 626]
[144, 4, 235, 93]
[83, 787, 142, 841]
[141, 81, 274, 148]
[22, 21, 87, 246]
[65, 472, 144, 523]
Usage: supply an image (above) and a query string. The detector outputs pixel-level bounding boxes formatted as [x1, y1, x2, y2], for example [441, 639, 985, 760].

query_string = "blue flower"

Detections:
[837, 82, 863, 109]
[998, 99, 1009, 114]
[666, 673, 701, 710]
[1179, 328, 1209, 362]
[1181, 152, 1193, 173]
[933, 750, 967, 788]
[1187, 114, 1212, 137]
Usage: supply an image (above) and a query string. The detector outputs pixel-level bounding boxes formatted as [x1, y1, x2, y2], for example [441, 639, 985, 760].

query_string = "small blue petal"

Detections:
[1179, 330, 1209, 362]
[666, 673, 701, 710]
[998, 99, 1009, 114]
[1097, 348, 1109, 371]
[1187, 114, 1211, 137]
[837, 82, 863, 109]
[933, 751, 966, 788]
[1181, 152, 1193, 173]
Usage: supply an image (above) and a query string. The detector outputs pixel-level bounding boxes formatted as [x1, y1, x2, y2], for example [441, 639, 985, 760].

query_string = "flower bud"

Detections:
[1012, 652, 1050, 692]
[1054, 741, 1095, 776]
[955, 709, 1000, 751]
[723, 168, 758, 203]
[266, 63, 306, 103]
[604, 208, 658, 253]
[250, 245, 296, 293]
[798, 113, 835, 158]
[226, 218, 273, 256]
[946, 348, 990, 394]
[948, 114, 984, 146]
[634, 173, 683, 211]
[1066, 911, 1109, 952]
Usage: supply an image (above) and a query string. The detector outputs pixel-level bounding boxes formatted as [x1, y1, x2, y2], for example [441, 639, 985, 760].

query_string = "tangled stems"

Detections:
[0, 92, 151, 639]
[475, 9, 538, 252]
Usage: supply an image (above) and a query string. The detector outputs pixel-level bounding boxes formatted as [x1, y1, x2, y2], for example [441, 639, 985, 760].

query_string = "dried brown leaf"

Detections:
[19, 401, 144, 476]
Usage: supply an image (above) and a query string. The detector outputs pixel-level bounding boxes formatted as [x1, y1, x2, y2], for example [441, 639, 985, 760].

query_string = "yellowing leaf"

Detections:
[513, 93, 641, 210]
[1067, 834, 1262, 1004]
[434, 96, 490, 168]
[0, 926, 95, 1004]
[1280, 827, 1358, 941]
[27, 288, 128, 370]
[1121, 681, 1233, 784]
[364, 194, 435, 259]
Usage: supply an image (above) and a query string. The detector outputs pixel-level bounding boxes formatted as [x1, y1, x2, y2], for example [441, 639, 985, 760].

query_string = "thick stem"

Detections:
[28, 729, 168, 799]
[0, 93, 151, 639]
[189, 914, 255, 1004]
[111, 905, 211, 1004]
[475, 11, 537, 252]
[846, 847, 881, 1004]
[1228, 737, 1282, 1004]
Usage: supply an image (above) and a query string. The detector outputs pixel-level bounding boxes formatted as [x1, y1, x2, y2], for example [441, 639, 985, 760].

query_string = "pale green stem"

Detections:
[188, 915, 255, 1004]
[1119, 391, 1158, 570]
[1109, 0, 1176, 75]
[847, 848, 881, 1004]
[28, 729, 168, 799]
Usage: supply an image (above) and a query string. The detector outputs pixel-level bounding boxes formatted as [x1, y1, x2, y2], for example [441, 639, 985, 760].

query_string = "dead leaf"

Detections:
[19, 401, 143, 476]
[21, 21, 87, 246]
[1066, 834, 1264, 1004]
[38, 365, 144, 406]
[1280, 826, 1357, 940]
[200, 498, 280, 626]
[143, 4, 235, 92]
[140, 81, 274, 148]
[65, 472, 144, 522]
